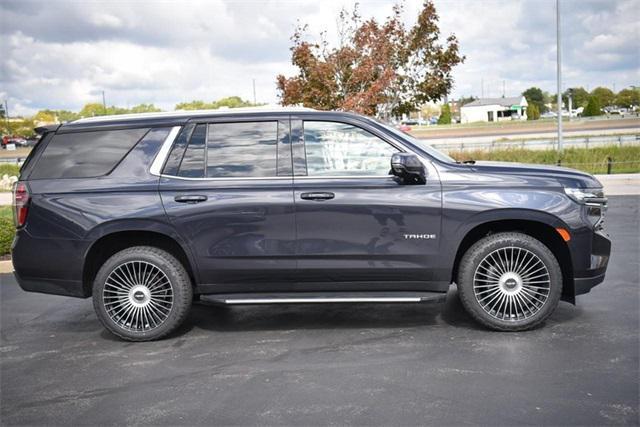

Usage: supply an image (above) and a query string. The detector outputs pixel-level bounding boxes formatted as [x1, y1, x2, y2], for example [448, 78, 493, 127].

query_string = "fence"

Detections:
[556, 159, 640, 175]
[430, 133, 640, 152]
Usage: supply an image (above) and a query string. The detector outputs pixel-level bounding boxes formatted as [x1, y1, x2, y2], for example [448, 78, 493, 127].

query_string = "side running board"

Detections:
[202, 291, 447, 305]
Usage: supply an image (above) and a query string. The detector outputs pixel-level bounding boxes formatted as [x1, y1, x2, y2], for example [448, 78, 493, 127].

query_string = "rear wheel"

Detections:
[92, 246, 192, 341]
[457, 232, 562, 331]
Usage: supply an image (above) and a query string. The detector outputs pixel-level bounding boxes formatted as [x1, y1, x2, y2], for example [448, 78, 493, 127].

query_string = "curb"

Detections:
[0, 260, 14, 274]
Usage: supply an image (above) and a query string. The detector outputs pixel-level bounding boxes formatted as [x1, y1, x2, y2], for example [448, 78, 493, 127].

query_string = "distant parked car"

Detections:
[1, 135, 26, 148]
[24, 136, 40, 147]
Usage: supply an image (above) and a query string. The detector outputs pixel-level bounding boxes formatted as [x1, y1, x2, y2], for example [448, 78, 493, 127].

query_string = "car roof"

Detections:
[59, 106, 343, 132]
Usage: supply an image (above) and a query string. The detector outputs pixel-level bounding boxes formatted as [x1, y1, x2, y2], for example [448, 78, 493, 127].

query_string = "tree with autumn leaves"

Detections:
[276, 1, 464, 117]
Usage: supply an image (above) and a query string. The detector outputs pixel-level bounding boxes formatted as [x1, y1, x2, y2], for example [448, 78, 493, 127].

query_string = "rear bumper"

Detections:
[13, 269, 88, 298]
[12, 231, 89, 298]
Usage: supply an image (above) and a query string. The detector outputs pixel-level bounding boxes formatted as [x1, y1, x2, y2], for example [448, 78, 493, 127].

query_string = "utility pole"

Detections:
[481, 78, 484, 98]
[502, 80, 505, 98]
[4, 100, 10, 134]
[101, 90, 107, 114]
[252, 79, 257, 105]
[568, 89, 573, 122]
[556, 0, 563, 153]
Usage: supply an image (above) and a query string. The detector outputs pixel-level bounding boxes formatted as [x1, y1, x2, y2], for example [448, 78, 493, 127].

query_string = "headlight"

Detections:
[564, 187, 607, 205]
[564, 187, 607, 229]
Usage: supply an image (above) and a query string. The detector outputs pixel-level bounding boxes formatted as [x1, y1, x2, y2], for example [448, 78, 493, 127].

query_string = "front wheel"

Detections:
[92, 246, 193, 341]
[457, 232, 562, 331]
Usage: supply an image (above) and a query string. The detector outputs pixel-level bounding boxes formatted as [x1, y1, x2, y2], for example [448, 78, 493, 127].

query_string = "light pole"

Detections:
[556, 0, 563, 152]
[252, 79, 257, 105]
[4, 100, 10, 135]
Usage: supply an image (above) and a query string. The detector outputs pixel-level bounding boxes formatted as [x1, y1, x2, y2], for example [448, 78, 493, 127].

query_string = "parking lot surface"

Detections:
[1, 196, 638, 425]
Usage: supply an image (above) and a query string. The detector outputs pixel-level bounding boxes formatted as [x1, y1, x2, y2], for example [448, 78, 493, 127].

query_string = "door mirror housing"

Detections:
[391, 153, 426, 185]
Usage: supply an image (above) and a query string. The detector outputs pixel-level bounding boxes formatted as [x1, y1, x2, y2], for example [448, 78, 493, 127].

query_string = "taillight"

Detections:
[13, 182, 30, 228]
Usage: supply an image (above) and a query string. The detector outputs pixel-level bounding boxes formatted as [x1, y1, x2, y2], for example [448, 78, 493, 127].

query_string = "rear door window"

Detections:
[177, 124, 207, 178]
[30, 128, 149, 179]
[172, 121, 280, 179]
[206, 121, 278, 178]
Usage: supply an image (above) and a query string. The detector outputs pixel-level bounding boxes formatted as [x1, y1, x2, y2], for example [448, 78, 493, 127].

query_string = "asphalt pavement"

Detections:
[1, 196, 638, 425]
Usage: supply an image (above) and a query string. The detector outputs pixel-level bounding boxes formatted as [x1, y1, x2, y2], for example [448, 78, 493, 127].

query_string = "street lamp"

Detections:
[556, 0, 563, 152]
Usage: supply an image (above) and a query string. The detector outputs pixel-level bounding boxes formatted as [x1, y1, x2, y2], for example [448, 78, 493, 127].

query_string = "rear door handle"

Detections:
[174, 195, 208, 203]
[300, 192, 335, 201]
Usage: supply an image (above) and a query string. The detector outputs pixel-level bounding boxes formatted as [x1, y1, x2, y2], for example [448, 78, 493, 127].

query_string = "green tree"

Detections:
[615, 88, 640, 108]
[590, 87, 615, 107]
[522, 87, 548, 113]
[213, 96, 255, 109]
[175, 97, 257, 111]
[33, 111, 56, 123]
[57, 110, 80, 122]
[582, 96, 601, 117]
[175, 100, 211, 110]
[438, 104, 452, 124]
[79, 103, 108, 117]
[129, 104, 162, 113]
[526, 103, 540, 120]
[563, 87, 589, 109]
[0, 118, 35, 138]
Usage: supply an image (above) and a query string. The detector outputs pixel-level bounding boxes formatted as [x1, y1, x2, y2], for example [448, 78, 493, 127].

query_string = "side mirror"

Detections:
[391, 153, 426, 185]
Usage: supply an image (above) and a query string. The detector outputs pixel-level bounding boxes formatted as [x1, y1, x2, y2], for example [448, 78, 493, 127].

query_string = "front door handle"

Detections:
[175, 194, 208, 203]
[300, 192, 335, 201]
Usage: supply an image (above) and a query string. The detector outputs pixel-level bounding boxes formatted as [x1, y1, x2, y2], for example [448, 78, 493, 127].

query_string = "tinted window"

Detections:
[30, 128, 148, 179]
[206, 122, 277, 178]
[178, 124, 206, 178]
[163, 123, 195, 176]
[303, 121, 397, 176]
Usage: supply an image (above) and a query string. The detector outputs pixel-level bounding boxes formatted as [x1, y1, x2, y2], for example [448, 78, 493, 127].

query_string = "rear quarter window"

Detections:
[29, 128, 149, 179]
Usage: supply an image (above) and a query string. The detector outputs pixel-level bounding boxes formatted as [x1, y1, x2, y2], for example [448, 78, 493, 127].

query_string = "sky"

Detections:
[1, 0, 638, 116]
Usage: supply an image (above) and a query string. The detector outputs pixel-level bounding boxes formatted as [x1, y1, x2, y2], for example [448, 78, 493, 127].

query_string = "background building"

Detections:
[460, 96, 528, 123]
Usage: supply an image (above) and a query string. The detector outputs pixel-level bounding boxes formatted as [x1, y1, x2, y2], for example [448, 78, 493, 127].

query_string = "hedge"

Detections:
[0, 164, 20, 177]
[0, 217, 14, 256]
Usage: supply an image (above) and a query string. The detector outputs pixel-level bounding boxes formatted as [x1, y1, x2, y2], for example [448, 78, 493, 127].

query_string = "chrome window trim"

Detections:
[158, 174, 290, 181]
[149, 119, 433, 182]
[294, 175, 394, 180]
[149, 126, 182, 176]
[156, 174, 395, 181]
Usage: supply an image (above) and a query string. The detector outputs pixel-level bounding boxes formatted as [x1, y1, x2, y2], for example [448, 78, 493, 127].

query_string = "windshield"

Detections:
[374, 119, 456, 164]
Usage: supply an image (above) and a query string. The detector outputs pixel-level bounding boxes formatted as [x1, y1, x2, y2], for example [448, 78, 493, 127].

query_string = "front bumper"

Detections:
[571, 229, 611, 296]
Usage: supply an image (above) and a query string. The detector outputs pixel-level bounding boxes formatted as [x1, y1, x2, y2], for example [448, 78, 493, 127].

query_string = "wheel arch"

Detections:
[82, 225, 198, 296]
[451, 217, 575, 303]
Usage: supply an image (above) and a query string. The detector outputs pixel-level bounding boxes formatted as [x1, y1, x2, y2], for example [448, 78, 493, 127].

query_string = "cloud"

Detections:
[0, 0, 638, 116]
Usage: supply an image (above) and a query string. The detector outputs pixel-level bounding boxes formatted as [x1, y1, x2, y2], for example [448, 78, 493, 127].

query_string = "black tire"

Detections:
[457, 232, 562, 331]
[92, 246, 192, 341]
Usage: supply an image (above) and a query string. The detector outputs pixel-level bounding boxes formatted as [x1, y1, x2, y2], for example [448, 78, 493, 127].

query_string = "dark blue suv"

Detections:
[12, 108, 611, 341]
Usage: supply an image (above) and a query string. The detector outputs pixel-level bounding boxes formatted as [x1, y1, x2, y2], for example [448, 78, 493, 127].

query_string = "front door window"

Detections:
[303, 121, 398, 177]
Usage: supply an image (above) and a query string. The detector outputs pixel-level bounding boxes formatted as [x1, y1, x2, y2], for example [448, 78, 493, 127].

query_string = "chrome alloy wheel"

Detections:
[102, 261, 174, 332]
[473, 247, 551, 321]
